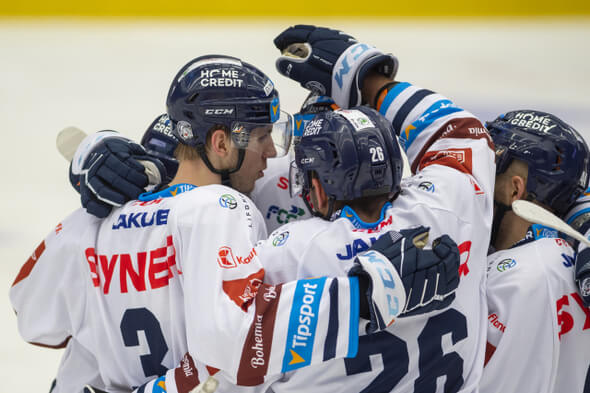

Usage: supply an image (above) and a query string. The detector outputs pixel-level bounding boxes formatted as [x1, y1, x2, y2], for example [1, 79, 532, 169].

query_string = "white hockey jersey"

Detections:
[481, 229, 590, 393]
[250, 153, 311, 234]
[10, 184, 363, 392]
[141, 82, 496, 393]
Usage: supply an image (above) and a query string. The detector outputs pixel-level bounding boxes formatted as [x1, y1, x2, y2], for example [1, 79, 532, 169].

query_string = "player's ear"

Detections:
[510, 175, 527, 203]
[311, 177, 329, 212]
[209, 128, 231, 157]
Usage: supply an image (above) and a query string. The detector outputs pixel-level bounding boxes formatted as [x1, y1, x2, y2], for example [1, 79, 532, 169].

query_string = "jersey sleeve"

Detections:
[377, 82, 495, 199]
[482, 245, 558, 393]
[167, 187, 361, 387]
[9, 208, 97, 348]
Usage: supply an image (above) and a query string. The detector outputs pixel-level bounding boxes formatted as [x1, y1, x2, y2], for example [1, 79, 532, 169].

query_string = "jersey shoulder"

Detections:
[487, 237, 574, 285]
[172, 185, 261, 220]
[266, 216, 331, 249]
[397, 165, 486, 223]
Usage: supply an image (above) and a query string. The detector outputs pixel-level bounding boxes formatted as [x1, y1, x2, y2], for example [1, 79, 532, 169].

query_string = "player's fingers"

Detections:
[431, 235, 457, 259]
[406, 268, 426, 310]
[102, 155, 148, 187]
[85, 199, 113, 219]
[85, 175, 129, 205]
[421, 266, 438, 305]
[81, 188, 114, 218]
[97, 161, 147, 196]
[274, 25, 315, 50]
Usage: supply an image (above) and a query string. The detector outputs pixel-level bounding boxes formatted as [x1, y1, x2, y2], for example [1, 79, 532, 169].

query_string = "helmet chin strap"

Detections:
[196, 145, 246, 188]
[301, 187, 337, 221]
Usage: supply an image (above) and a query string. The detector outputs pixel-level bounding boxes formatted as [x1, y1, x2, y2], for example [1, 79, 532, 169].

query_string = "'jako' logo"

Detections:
[272, 231, 290, 247]
[219, 194, 238, 209]
[496, 258, 517, 272]
[418, 181, 435, 193]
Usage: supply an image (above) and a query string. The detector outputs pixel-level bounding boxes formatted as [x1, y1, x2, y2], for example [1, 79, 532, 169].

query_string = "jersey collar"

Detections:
[335, 202, 392, 230]
[138, 183, 197, 201]
[512, 223, 558, 248]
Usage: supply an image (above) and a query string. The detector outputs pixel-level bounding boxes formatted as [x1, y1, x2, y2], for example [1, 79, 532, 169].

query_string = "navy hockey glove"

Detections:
[274, 24, 398, 108]
[350, 226, 460, 332]
[80, 136, 166, 218]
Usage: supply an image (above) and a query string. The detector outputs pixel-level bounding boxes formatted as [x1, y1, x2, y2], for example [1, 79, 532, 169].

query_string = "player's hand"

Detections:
[274, 24, 398, 108]
[79, 136, 167, 218]
[349, 226, 460, 332]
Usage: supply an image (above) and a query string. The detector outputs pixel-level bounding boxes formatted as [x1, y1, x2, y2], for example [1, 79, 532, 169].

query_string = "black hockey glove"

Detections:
[78, 136, 166, 218]
[274, 24, 398, 108]
[350, 226, 460, 333]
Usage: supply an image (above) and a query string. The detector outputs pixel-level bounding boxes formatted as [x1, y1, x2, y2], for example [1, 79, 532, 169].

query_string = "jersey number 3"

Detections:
[120, 308, 169, 377]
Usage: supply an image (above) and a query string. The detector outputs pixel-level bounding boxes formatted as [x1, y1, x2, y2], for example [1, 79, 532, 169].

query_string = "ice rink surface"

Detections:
[1, 18, 589, 392]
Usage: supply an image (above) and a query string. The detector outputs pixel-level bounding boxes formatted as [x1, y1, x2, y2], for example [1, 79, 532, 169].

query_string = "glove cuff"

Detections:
[331, 43, 384, 108]
[357, 53, 398, 89]
[71, 131, 121, 176]
[352, 249, 406, 332]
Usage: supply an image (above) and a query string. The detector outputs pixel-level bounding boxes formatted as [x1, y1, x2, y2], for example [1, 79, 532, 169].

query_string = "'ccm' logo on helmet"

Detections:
[205, 107, 235, 116]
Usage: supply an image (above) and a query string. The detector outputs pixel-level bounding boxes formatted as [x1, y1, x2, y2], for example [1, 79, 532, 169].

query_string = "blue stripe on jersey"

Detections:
[347, 276, 360, 358]
[138, 183, 197, 201]
[136, 384, 146, 393]
[400, 104, 463, 151]
[391, 89, 434, 135]
[531, 224, 558, 239]
[282, 277, 327, 373]
[323, 279, 339, 361]
[567, 207, 590, 225]
[378, 82, 411, 117]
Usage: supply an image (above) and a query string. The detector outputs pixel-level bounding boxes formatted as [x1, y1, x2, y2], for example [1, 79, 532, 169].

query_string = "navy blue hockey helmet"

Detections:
[290, 106, 403, 215]
[166, 55, 292, 159]
[487, 110, 590, 216]
[293, 93, 339, 143]
[141, 114, 179, 183]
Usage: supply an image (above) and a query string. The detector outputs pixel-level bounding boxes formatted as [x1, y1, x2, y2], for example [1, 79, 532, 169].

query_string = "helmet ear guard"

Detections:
[141, 114, 179, 183]
[487, 110, 590, 216]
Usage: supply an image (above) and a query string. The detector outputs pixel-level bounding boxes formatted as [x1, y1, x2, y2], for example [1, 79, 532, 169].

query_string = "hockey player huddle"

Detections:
[9, 24, 590, 393]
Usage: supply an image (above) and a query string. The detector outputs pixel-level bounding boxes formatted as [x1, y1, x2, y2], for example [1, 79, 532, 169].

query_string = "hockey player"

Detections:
[129, 25, 496, 392]
[481, 110, 590, 393]
[10, 55, 460, 393]
[43, 114, 180, 393]
[265, 24, 494, 393]
[248, 94, 334, 232]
